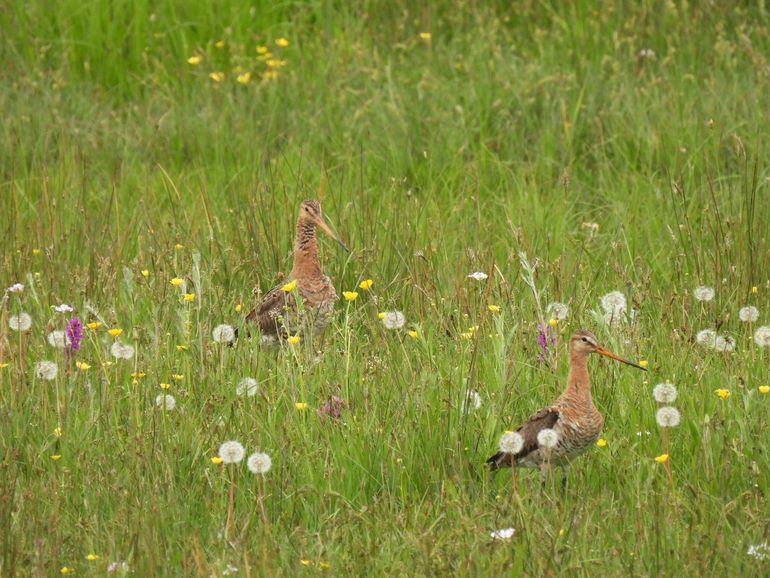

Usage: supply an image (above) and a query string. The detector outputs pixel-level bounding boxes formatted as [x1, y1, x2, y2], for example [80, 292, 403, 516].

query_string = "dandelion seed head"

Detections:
[236, 377, 258, 397]
[110, 341, 135, 360]
[655, 406, 681, 428]
[462, 390, 482, 414]
[600, 291, 626, 314]
[155, 394, 177, 411]
[714, 335, 735, 352]
[693, 286, 715, 302]
[218, 440, 245, 464]
[537, 428, 559, 449]
[212, 324, 235, 344]
[247, 452, 272, 474]
[382, 311, 405, 330]
[652, 383, 678, 403]
[753, 326, 770, 348]
[8, 312, 32, 332]
[696, 328, 717, 348]
[34, 360, 57, 380]
[6, 283, 24, 293]
[47, 330, 69, 349]
[738, 306, 759, 323]
[546, 302, 569, 320]
[53, 303, 74, 313]
[499, 431, 524, 454]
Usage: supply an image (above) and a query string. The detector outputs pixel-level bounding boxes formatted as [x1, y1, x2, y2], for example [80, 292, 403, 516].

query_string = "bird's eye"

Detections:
[581, 337, 588, 343]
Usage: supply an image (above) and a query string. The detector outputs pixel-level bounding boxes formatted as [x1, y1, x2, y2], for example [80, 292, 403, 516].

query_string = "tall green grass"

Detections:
[1, 1, 769, 575]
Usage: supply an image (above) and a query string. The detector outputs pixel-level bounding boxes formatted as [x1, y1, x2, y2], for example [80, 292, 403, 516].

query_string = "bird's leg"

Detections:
[560, 465, 569, 495]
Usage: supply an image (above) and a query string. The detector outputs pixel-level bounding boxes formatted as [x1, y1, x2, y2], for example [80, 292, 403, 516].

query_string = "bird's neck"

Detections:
[290, 219, 321, 278]
[565, 350, 592, 401]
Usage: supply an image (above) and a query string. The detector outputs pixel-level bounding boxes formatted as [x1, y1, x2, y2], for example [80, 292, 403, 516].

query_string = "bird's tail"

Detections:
[485, 451, 512, 471]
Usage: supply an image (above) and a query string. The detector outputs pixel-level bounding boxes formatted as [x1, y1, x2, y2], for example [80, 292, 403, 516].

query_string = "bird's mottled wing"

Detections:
[246, 283, 296, 337]
[486, 407, 560, 470]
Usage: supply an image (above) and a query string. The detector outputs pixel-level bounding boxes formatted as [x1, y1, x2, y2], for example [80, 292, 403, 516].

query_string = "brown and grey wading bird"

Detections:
[486, 329, 647, 490]
[246, 199, 348, 340]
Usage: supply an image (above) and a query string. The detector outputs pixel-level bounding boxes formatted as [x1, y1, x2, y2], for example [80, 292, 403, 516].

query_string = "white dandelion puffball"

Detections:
[212, 324, 235, 344]
[382, 311, 406, 330]
[695, 329, 717, 348]
[155, 394, 177, 411]
[499, 431, 524, 455]
[236, 377, 258, 397]
[218, 440, 245, 464]
[467, 271, 488, 281]
[490, 527, 515, 541]
[8, 312, 32, 332]
[462, 389, 482, 414]
[47, 330, 69, 348]
[34, 360, 58, 381]
[600, 291, 627, 314]
[53, 303, 74, 313]
[754, 326, 770, 348]
[656, 407, 681, 428]
[714, 335, 735, 353]
[546, 302, 569, 321]
[693, 286, 715, 302]
[6, 283, 24, 293]
[110, 341, 135, 360]
[738, 306, 759, 323]
[247, 452, 272, 475]
[652, 383, 678, 404]
[537, 428, 559, 449]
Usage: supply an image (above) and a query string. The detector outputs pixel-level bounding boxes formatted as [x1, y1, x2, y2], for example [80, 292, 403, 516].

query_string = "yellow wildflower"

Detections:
[419, 32, 431, 40]
[407, 330, 418, 339]
[60, 567, 74, 575]
[262, 70, 279, 80]
[460, 332, 473, 340]
[266, 59, 286, 68]
[488, 304, 500, 313]
[300, 560, 311, 567]
[377, 312, 386, 319]
[183, 293, 195, 302]
[343, 291, 358, 301]
[715, 388, 730, 400]
[638, 360, 648, 368]
[215, 40, 225, 49]
[237, 72, 252, 84]
[275, 38, 289, 47]
[32, 248, 41, 255]
[256, 46, 269, 54]
[76, 361, 91, 371]
[176, 344, 189, 351]
[209, 71, 225, 82]
[295, 402, 308, 410]
[281, 280, 297, 292]
[160, 383, 171, 390]
[235, 303, 242, 312]
[654, 454, 669, 463]
[131, 372, 145, 378]
[187, 55, 202, 65]
[140, 270, 150, 278]
[319, 562, 330, 569]
[548, 318, 558, 327]
[359, 279, 374, 290]
[759, 385, 770, 394]
[102, 361, 113, 368]
[752, 286, 758, 294]
[211, 456, 223, 465]
[170, 278, 183, 287]
[107, 328, 122, 337]
[172, 374, 184, 381]
[467, 325, 479, 332]
[54, 427, 62, 438]
[596, 438, 607, 448]
[51, 454, 62, 461]
[287, 335, 300, 345]
[0, 363, 8, 369]
[175, 243, 184, 250]
[87, 322, 102, 330]
[85, 554, 99, 561]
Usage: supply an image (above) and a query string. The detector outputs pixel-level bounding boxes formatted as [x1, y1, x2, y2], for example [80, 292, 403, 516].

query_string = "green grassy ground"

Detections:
[1, 1, 770, 575]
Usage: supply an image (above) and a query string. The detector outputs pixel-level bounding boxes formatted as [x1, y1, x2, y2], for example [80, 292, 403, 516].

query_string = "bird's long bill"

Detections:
[316, 216, 350, 252]
[595, 346, 647, 371]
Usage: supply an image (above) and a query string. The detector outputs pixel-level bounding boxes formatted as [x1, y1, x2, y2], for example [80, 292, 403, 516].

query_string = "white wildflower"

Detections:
[693, 286, 715, 302]
[499, 431, 524, 455]
[155, 394, 177, 411]
[462, 389, 482, 414]
[489, 527, 515, 540]
[47, 330, 69, 348]
[246, 452, 272, 474]
[110, 341, 135, 360]
[212, 324, 235, 344]
[236, 377, 258, 397]
[8, 312, 32, 332]
[652, 383, 678, 404]
[34, 360, 58, 380]
[53, 303, 74, 313]
[738, 306, 759, 323]
[546, 302, 569, 321]
[382, 311, 406, 330]
[218, 440, 245, 464]
[715, 335, 735, 352]
[747, 543, 769, 560]
[537, 428, 559, 449]
[467, 271, 488, 281]
[6, 283, 24, 293]
[655, 407, 681, 428]
[638, 48, 656, 58]
[696, 329, 717, 348]
[222, 564, 239, 576]
[754, 326, 770, 348]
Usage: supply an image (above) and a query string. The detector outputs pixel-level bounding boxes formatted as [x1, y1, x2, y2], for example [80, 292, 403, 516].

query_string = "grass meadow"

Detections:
[2, 0, 770, 575]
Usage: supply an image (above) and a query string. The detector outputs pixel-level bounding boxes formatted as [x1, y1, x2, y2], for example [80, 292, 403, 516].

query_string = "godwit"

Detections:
[246, 199, 347, 340]
[486, 329, 646, 489]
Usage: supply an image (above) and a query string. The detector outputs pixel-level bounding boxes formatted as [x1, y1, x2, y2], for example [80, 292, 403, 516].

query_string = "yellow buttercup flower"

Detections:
[141, 269, 150, 278]
[407, 330, 418, 339]
[715, 388, 730, 400]
[170, 278, 183, 287]
[596, 438, 607, 448]
[487, 304, 500, 313]
[107, 328, 123, 337]
[76, 361, 91, 371]
[176, 344, 189, 351]
[237, 72, 252, 84]
[85, 553, 99, 561]
[0, 363, 9, 369]
[281, 280, 297, 292]
[32, 248, 41, 255]
[87, 322, 102, 330]
[638, 360, 648, 368]
[211, 456, 223, 465]
[209, 71, 225, 82]
[215, 40, 225, 49]
[377, 312, 386, 319]
[287, 335, 300, 345]
[275, 38, 289, 47]
[318, 562, 330, 569]
[51, 454, 62, 461]
[359, 279, 374, 290]
[548, 318, 558, 327]
[174, 243, 184, 250]
[131, 372, 146, 378]
[160, 383, 171, 390]
[343, 291, 358, 301]
[187, 55, 202, 65]
[261, 70, 279, 80]
[60, 567, 74, 575]
[235, 303, 242, 312]
[300, 560, 311, 567]
[256, 45, 268, 54]
[419, 32, 431, 41]
[460, 332, 473, 340]
[266, 59, 287, 68]
[183, 293, 195, 302]
[295, 402, 308, 410]
[54, 427, 62, 438]
[759, 385, 770, 394]
[654, 454, 669, 463]
[172, 374, 184, 381]
[752, 286, 758, 294]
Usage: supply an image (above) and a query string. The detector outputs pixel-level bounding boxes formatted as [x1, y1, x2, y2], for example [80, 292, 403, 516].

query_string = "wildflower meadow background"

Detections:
[2, 1, 770, 576]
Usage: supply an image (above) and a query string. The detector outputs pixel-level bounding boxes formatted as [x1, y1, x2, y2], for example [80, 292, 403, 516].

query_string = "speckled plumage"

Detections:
[246, 200, 341, 339]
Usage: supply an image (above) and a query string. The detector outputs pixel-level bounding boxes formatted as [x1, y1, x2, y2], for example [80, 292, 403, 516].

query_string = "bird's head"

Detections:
[299, 199, 349, 251]
[569, 329, 647, 371]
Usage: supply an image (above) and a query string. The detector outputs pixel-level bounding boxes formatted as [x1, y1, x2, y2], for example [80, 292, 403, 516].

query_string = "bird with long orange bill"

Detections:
[486, 329, 647, 489]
